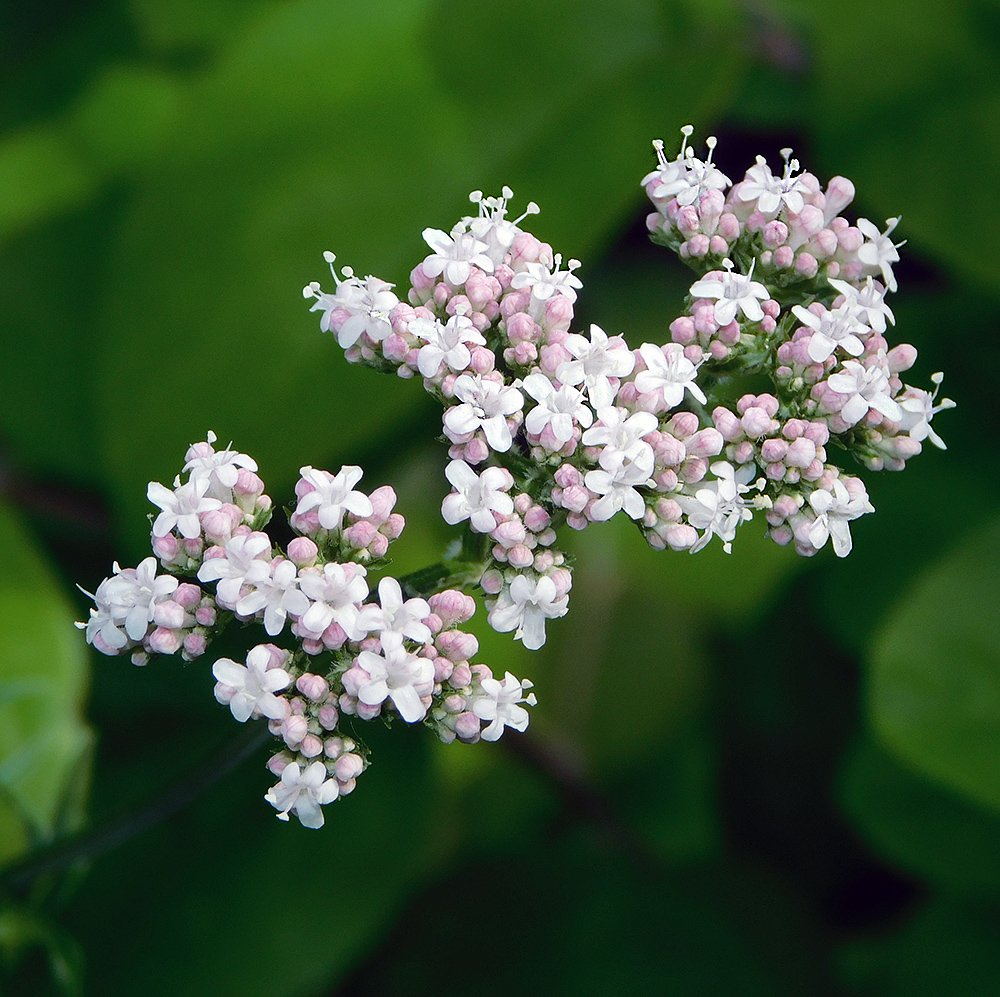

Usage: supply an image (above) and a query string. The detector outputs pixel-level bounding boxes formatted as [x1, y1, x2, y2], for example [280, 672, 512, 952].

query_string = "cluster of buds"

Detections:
[303, 129, 952, 638]
[79, 434, 536, 828]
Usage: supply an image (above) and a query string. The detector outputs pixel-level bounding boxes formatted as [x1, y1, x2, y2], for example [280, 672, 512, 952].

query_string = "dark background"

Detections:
[1, 1, 999, 993]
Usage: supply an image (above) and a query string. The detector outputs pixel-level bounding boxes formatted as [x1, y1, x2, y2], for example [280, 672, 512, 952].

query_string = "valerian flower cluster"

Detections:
[80, 127, 952, 828]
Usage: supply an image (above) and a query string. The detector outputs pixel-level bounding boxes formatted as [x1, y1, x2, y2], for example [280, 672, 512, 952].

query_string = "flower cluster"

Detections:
[79, 434, 536, 828]
[303, 131, 952, 649]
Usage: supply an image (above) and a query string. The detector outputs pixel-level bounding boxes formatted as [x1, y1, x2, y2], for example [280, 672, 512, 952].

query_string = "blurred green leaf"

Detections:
[840, 733, 1000, 896]
[0, 501, 92, 867]
[867, 513, 1000, 813]
[0, 126, 98, 245]
[0, 902, 85, 996]
[838, 896, 1000, 997]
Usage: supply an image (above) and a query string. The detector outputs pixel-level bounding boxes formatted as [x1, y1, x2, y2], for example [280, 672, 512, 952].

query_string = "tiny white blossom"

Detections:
[522, 372, 593, 444]
[303, 253, 399, 347]
[197, 532, 272, 610]
[354, 576, 432, 644]
[441, 459, 514, 533]
[297, 561, 369, 638]
[510, 254, 583, 304]
[352, 634, 435, 722]
[237, 558, 310, 636]
[791, 303, 868, 364]
[857, 217, 904, 293]
[464, 187, 540, 266]
[183, 431, 259, 501]
[897, 372, 956, 450]
[488, 573, 569, 650]
[147, 476, 222, 539]
[634, 342, 707, 409]
[410, 314, 486, 379]
[443, 375, 524, 452]
[689, 258, 770, 327]
[644, 127, 731, 207]
[265, 761, 340, 829]
[737, 149, 809, 215]
[827, 276, 895, 334]
[421, 227, 494, 286]
[675, 461, 757, 553]
[806, 477, 874, 557]
[295, 465, 374, 532]
[827, 357, 902, 425]
[556, 324, 635, 408]
[585, 447, 655, 522]
[213, 644, 291, 723]
[582, 406, 658, 471]
[471, 673, 537, 741]
[79, 557, 179, 649]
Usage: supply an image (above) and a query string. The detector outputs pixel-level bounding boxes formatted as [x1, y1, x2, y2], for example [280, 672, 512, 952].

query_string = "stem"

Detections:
[0, 724, 271, 894]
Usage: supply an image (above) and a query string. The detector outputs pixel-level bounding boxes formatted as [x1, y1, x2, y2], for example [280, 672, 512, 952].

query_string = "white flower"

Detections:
[585, 446, 654, 522]
[295, 465, 374, 532]
[464, 187, 540, 265]
[556, 324, 635, 408]
[645, 127, 731, 207]
[857, 217, 904, 293]
[897, 372, 956, 450]
[354, 576, 432, 644]
[410, 313, 486, 378]
[737, 149, 808, 215]
[352, 634, 435, 722]
[470, 672, 537, 741]
[197, 532, 272, 609]
[213, 644, 291, 723]
[236, 558, 310, 636]
[675, 461, 757, 553]
[421, 227, 494, 286]
[633, 342, 706, 409]
[582, 406, 658, 471]
[441, 459, 514, 533]
[827, 357, 902, 425]
[827, 276, 895, 333]
[443, 375, 524, 452]
[806, 477, 874, 557]
[510, 254, 583, 304]
[522, 371, 593, 444]
[487, 573, 569, 650]
[80, 557, 179, 649]
[303, 253, 399, 347]
[182, 431, 259, 502]
[791, 303, 868, 364]
[689, 259, 769, 326]
[297, 561, 369, 638]
[147, 475, 222, 539]
[265, 761, 340, 828]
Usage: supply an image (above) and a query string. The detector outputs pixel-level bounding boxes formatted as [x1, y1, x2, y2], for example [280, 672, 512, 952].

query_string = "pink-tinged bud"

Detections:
[480, 569, 504, 595]
[558, 484, 591, 514]
[804, 421, 830, 447]
[281, 715, 309, 747]
[429, 590, 476, 626]
[773, 246, 794, 268]
[802, 459, 825, 481]
[554, 463, 582, 488]
[548, 567, 573, 598]
[267, 752, 291, 776]
[152, 600, 185, 630]
[335, 753, 364, 782]
[718, 213, 741, 241]
[887, 343, 917, 373]
[782, 418, 807, 440]
[812, 228, 838, 257]
[664, 524, 698, 551]
[508, 544, 534, 568]
[686, 234, 710, 257]
[287, 536, 319, 566]
[465, 437, 491, 464]
[533, 549, 556, 572]
[383, 332, 409, 363]
[785, 437, 817, 468]
[147, 627, 181, 655]
[324, 736, 344, 758]
[195, 605, 216, 627]
[670, 316, 696, 345]
[450, 662, 473, 688]
[299, 734, 324, 758]
[680, 457, 709, 483]
[437, 628, 480, 663]
[709, 236, 729, 255]
[761, 438, 788, 462]
[200, 509, 234, 543]
[772, 494, 801, 520]
[838, 226, 864, 254]
[769, 524, 794, 546]
[524, 505, 551, 533]
[685, 343, 705, 363]
[443, 694, 466, 714]
[296, 673, 329, 702]
[318, 705, 339, 730]
[762, 220, 788, 248]
[492, 520, 527, 548]
[182, 633, 207, 658]
[513, 492, 532, 516]
[506, 311, 537, 343]
[234, 468, 264, 499]
[364, 484, 396, 522]
[732, 441, 756, 464]
[824, 176, 855, 220]
[794, 253, 818, 278]
[174, 583, 202, 609]
[434, 656, 454, 682]
[741, 406, 774, 438]
[183, 537, 204, 558]
[677, 205, 699, 234]
[454, 712, 482, 741]
[667, 411, 700, 439]
[686, 428, 724, 457]
[766, 462, 785, 480]
[152, 532, 180, 561]
[344, 520, 378, 549]
[566, 512, 588, 530]
[544, 294, 575, 332]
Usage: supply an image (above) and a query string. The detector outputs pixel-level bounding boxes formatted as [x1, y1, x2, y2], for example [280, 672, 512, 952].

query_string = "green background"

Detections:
[1, 1, 998, 993]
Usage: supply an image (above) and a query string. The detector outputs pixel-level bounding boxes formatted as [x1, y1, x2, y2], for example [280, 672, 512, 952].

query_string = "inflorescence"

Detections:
[80, 128, 952, 828]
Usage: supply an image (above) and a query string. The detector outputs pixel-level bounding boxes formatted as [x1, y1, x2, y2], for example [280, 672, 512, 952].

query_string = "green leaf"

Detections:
[840, 733, 1000, 896]
[867, 513, 1000, 813]
[0, 501, 92, 867]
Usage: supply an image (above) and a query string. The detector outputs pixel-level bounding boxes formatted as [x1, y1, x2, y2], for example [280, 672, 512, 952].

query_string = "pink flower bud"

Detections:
[296, 673, 329, 702]
[287, 536, 319, 566]
[335, 753, 364, 782]
[760, 438, 788, 462]
[147, 627, 181, 655]
[152, 600, 185, 630]
[480, 570, 503, 595]
[299, 734, 324, 758]
[182, 633, 207, 658]
[454, 712, 482, 741]
[318, 705, 339, 730]
[281, 715, 309, 747]
[266, 752, 291, 775]
[450, 663, 473, 688]
[428, 589, 476, 626]
[740, 406, 774, 438]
